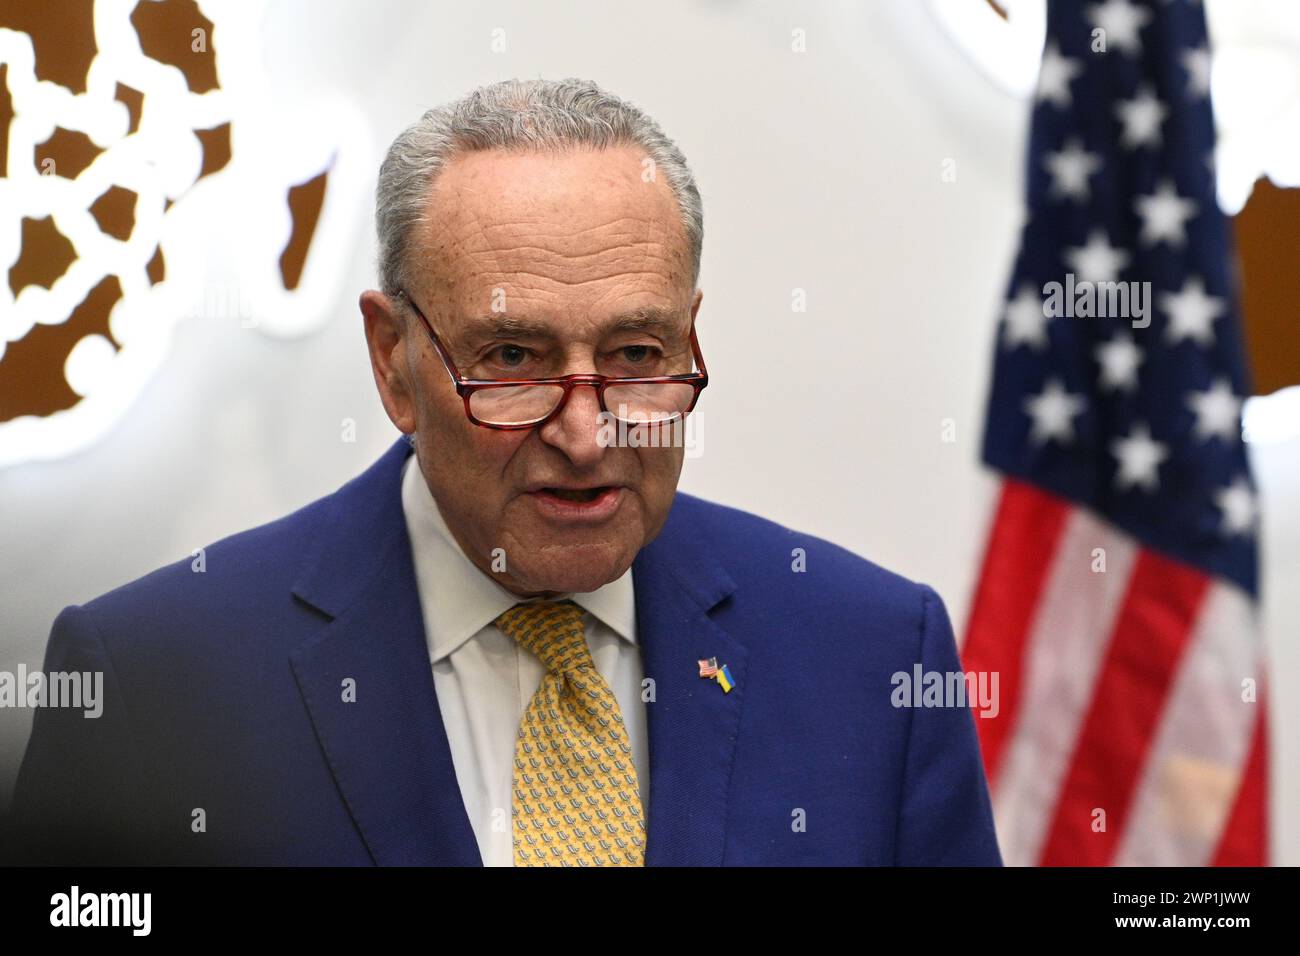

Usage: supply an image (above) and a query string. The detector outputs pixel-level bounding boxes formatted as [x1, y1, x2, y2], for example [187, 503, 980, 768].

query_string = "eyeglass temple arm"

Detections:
[689, 325, 708, 380]
[398, 291, 471, 388]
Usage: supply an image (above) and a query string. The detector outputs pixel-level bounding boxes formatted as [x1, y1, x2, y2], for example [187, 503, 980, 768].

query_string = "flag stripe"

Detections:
[1038, 550, 1209, 865]
[1211, 685, 1269, 866]
[1113, 582, 1260, 864]
[987, 506, 1137, 866]
[962, 479, 1071, 781]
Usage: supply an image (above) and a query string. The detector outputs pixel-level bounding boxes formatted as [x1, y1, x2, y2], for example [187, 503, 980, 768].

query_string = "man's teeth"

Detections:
[548, 487, 602, 502]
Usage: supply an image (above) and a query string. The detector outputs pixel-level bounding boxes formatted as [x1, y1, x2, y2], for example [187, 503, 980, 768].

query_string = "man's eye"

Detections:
[621, 345, 658, 363]
[495, 345, 530, 367]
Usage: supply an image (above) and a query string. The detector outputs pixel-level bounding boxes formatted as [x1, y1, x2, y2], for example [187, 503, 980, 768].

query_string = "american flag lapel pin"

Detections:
[698, 657, 734, 693]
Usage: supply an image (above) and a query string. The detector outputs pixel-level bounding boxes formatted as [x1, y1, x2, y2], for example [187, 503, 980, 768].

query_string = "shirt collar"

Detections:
[400, 454, 638, 664]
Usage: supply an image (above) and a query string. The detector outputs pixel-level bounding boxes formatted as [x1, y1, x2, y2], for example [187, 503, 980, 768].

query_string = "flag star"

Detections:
[1088, 0, 1152, 57]
[1187, 377, 1243, 441]
[1023, 378, 1087, 445]
[1182, 46, 1212, 99]
[1115, 86, 1167, 149]
[1037, 42, 1083, 109]
[1094, 333, 1144, 392]
[1065, 229, 1130, 283]
[1135, 179, 1198, 247]
[1002, 284, 1052, 350]
[1161, 277, 1226, 346]
[1111, 422, 1169, 492]
[1215, 476, 1258, 537]
[1044, 138, 1103, 203]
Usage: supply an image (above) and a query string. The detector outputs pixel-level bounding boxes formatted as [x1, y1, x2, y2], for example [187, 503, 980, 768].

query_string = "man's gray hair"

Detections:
[374, 77, 703, 297]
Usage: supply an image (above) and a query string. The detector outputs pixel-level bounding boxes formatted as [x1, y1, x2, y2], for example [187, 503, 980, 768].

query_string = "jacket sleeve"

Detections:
[893, 584, 1003, 866]
[2, 604, 159, 865]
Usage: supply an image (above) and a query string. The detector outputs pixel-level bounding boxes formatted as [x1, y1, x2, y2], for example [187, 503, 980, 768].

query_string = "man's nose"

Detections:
[538, 382, 608, 466]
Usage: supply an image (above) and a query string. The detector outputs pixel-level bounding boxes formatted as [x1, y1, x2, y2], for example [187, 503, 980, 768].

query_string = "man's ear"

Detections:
[690, 287, 703, 321]
[360, 290, 417, 435]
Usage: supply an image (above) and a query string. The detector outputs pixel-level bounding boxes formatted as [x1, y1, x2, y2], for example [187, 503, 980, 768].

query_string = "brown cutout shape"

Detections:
[0, 275, 123, 422]
[280, 167, 329, 290]
[146, 243, 166, 285]
[115, 82, 144, 135]
[1234, 179, 1300, 396]
[0, 0, 98, 95]
[9, 216, 76, 295]
[0, 64, 12, 179]
[194, 122, 231, 182]
[90, 186, 138, 242]
[130, 0, 218, 94]
[35, 126, 104, 179]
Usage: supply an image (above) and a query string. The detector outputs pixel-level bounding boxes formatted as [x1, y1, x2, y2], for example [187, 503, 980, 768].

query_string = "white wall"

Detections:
[1, 0, 1294, 863]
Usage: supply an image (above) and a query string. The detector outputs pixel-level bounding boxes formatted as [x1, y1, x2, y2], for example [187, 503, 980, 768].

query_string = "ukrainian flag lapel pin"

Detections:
[698, 657, 735, 693]
[715, 664, 735, 693]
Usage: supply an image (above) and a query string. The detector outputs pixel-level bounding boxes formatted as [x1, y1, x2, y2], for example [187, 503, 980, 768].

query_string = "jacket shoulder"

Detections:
[77, 486, 335, 636]
[666, 490, 934, 623]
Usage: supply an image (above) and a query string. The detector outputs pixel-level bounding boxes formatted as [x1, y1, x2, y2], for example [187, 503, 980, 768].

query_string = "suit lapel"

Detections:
[289, 439, 481, 866]
[633, 501, 746, 867]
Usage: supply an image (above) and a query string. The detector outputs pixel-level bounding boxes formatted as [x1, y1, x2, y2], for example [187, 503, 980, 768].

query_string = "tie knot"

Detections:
[493, 600, 594, 677]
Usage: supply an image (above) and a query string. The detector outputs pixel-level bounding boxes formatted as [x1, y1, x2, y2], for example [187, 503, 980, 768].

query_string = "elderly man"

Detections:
[5, 79, 1000, 866]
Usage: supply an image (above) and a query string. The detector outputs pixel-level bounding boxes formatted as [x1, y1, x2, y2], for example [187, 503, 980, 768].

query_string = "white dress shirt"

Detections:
[399, 454, 650, 866]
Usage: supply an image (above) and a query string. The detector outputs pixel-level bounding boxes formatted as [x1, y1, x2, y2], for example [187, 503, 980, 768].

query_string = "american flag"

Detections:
[962, 0, 1268, 866]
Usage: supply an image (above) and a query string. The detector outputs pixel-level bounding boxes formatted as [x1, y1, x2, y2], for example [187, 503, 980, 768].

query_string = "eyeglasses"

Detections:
[395, 290, 709, 430]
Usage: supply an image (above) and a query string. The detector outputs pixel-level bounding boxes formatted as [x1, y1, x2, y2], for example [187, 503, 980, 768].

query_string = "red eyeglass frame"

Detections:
[394, 289, 709, 430]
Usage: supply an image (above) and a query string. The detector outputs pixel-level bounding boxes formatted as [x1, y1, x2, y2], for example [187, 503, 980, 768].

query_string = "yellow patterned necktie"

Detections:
[493, 599, 646, 866]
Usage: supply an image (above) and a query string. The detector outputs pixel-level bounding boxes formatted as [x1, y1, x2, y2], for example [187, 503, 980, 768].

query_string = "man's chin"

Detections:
[507, 550, 631, 596]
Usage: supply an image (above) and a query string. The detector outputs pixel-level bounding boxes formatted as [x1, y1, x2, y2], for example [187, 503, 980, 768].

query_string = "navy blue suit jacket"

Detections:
[5, 438, 1001, 865]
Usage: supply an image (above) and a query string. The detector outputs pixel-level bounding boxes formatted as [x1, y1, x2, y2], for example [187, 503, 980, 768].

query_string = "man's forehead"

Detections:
[427, 146, 679, 246]
[412, 146, 693, 318]
[418, 148, 688, 269]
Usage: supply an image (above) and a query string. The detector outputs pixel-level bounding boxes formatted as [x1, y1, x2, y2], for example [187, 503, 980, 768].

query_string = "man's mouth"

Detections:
[525, 484, 625, 522]
[540, 486, 611, 503]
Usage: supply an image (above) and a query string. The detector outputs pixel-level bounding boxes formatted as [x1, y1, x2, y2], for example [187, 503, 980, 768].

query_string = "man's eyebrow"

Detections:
[460, 315, 553, 340]
[606, 307, 687, 337]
